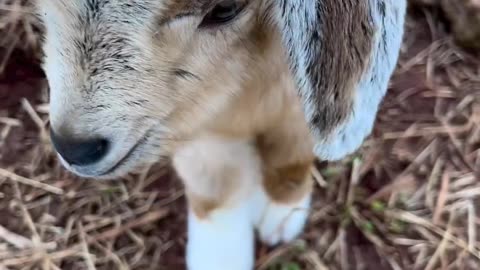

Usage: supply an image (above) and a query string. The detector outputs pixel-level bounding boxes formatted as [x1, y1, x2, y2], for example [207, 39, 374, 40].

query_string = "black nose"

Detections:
[50, 129, 109, 166]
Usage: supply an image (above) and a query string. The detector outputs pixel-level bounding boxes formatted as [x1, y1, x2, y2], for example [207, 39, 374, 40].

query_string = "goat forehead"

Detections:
[53, 0, 211, 58]
[59, 0, 158, 15]
[45, 1, 162, 85]
[55, 0, 209, 19]
[66, 1, 157, 31]
[45, 0, 215, 86]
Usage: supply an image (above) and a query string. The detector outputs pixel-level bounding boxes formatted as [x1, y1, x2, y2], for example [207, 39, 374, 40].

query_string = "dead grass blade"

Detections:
[0, 168, 64, 195]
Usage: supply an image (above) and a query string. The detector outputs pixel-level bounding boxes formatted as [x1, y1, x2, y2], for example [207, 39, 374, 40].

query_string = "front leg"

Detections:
[173, 137, 262, 270]
[186, 200, 254, 270]
[253, 161, 314, 246]
[253, 122, 315, 246]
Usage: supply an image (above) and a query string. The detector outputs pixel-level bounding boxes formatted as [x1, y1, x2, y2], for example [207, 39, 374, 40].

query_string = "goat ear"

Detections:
[274, 0, 406, 160]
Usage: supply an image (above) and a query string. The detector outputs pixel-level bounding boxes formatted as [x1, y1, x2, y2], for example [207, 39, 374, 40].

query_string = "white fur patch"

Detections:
[173, 136, 262, 270]
[251, 188, 311, 246]
[186, 204, 255, 270]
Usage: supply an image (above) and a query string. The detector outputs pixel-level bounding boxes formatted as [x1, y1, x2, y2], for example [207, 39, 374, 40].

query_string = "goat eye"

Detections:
[199, 1, 245, 28]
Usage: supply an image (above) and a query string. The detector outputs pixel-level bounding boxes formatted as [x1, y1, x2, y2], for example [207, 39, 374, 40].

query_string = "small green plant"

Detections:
[321, 166, 343, 178]
[370, 200, 386, 213]
[389, 219, 408, 234]
[340, 206, 353, 228]
[361, 221, 375, 233]
[268, 261, 302, 270]
[101, 186, 121, 195]
[281, 262, 302, 270]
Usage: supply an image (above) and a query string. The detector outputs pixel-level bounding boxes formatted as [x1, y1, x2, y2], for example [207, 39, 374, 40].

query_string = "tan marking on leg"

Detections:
[262, 161, 314, 204]
[188, 192, 221, 220]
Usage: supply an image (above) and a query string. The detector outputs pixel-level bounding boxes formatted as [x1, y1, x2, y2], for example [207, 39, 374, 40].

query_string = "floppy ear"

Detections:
[274, 0, 407, 160]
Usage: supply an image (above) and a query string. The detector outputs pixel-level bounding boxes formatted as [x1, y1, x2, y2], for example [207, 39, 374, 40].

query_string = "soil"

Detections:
[0, 48, 45, 166]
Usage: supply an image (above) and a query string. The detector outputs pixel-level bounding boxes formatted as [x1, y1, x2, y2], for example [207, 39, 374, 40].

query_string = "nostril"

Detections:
[50, 129, 110, 166]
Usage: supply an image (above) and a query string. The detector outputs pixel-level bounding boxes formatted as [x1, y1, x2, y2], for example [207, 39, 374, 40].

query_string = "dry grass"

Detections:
[1, 1, 480, 270]
[0, 0, 41, 73]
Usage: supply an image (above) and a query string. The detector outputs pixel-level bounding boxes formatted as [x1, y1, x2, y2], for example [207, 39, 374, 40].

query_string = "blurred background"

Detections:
[0, 1, 479, 269]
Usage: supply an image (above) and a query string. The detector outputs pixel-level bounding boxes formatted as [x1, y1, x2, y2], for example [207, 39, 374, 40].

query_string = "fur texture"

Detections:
[276, 0, 407, 160]
[37, 0, 406, 269]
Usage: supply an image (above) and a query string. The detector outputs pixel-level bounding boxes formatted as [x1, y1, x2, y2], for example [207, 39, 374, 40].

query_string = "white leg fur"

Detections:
[173, 136, 262, 270]
[186, 204, 254, 270]
[251, 187, 312, 246]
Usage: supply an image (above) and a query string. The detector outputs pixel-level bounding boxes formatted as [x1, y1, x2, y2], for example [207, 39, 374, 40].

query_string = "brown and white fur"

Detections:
[36, 1, 406, 269]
